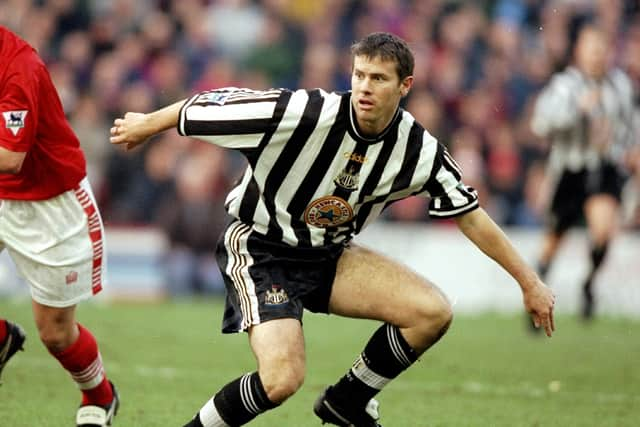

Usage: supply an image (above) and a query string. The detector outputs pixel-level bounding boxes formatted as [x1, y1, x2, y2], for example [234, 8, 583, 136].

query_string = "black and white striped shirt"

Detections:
[531, 66, 638, 175]
[178, 87, 478, 247]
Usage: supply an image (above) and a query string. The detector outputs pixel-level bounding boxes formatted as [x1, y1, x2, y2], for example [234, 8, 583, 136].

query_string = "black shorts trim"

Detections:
[216, 220, 345, 333]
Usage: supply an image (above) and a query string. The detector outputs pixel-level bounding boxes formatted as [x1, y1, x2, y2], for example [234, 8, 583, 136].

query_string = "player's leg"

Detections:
[249, 318, 305, 403]
[183, 319, 304, 427]
[582, 193, 619, 318]
[0, 244, 27, 382]
[537, 230, 564, 280]
[0, 317, 26, 382]
[314, 243, 452, 426]
[537, 169, 581, 280]
[183, 221, 308, 427]
[32, 301, 118, 410]
[29, 302, 118, 427]
[3, 179, 118, 426]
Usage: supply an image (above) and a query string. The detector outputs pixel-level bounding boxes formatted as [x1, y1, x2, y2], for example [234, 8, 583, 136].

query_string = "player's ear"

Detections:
[400, 76, 413, 97]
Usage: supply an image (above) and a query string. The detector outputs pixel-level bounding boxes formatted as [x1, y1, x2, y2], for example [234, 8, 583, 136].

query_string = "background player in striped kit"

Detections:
[531, 24, 639, 320]
[111, 32, 555, 427]
[0, 26, 119, 427]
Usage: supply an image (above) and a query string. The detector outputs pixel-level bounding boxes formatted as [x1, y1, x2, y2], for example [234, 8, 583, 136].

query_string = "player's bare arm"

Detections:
[454, 208, 556, 337]
[0, 146, 26, 174]
[110, 99, 186, 150]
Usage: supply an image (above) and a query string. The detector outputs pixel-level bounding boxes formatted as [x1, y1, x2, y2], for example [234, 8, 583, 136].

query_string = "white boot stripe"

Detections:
[76, 406, 108, 426]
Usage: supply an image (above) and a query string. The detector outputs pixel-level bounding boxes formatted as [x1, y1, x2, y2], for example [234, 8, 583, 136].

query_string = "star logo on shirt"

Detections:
[2, 110, 28, 136]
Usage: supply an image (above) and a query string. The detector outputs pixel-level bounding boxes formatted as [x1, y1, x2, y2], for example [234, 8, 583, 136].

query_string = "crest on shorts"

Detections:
[304, 196, 354, 228]
[65, 271, 78, 285]
[265, 285, 289, 306]
[2, 110, 28, 136]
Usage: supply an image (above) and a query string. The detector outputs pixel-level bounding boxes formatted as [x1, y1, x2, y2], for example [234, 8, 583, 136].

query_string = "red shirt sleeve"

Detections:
[0, 48, 39, 153]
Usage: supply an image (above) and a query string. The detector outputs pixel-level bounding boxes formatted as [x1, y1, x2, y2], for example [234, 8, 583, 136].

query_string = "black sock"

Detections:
[332, 323, 417, 408]
[590, 243, 607, 270]
[584, 243, 608, 290]
[212, 372, 278, 426]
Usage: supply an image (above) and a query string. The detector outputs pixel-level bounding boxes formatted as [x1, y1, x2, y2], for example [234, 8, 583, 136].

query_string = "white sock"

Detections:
[199, 398, 230, 427]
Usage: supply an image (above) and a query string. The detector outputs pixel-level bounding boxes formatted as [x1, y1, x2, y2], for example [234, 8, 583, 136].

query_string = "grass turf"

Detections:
[0, 298, 638, 426]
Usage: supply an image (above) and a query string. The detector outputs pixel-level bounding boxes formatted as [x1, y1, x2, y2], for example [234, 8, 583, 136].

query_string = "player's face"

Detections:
[351, 55, 413, 136]
[575, 29, 609, 79]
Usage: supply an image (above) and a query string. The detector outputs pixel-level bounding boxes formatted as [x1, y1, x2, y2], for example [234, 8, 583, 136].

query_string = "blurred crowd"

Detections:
[2, 0, 639, 293]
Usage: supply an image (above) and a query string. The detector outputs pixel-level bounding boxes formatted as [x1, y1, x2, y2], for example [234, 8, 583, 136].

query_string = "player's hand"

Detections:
[522, 278, 556, 337]
[110, 112, 151, 151]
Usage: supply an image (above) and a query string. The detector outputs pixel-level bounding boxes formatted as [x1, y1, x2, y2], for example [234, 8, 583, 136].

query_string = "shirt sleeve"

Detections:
[0, 49, 38, 152]
[424, 143, 479, 219]
[177, 87, 288, 149]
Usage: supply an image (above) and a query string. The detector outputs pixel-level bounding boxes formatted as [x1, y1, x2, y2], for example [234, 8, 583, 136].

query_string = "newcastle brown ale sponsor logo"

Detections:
[304, 196, 353, 227]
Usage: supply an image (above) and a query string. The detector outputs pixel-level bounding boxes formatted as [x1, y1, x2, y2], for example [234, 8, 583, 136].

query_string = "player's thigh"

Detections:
[249, 318, 305, 389]
[329, 243, 450, 328]
[32, 300, 77, 330]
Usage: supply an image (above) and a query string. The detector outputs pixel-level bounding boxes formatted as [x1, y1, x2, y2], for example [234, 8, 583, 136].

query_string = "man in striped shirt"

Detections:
[111, 32, 555, 427]
[531, 24, 638, 320]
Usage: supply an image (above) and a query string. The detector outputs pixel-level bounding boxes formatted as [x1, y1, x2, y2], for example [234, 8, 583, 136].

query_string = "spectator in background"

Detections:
[530, 24, 639, 320]
[243, 11, 304, 89]
[299, 43, 342, 90]
[58, 30, 94, 90]
[205, 0, 265, 62]
[70, 94, 113, 201]
[147, 51, 188, 107]
[158, 144, 229, 296]
[485, 123, 523, 225]
[108, 132, 183, 224]
[103, 81, 157, 222]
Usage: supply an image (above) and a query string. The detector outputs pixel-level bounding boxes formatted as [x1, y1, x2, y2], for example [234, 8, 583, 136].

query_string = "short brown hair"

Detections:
[351, 32, 415, 80]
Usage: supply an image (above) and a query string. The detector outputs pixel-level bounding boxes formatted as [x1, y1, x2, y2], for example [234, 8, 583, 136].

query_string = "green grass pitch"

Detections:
[0, 298, 638, 426]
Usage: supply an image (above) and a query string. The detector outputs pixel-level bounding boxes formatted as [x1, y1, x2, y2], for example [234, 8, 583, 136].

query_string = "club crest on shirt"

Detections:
[2, 110, 28, 136]
[334, 165, 360, 191]
[265, 285, 289, 306]
[304, 195, 354, 228]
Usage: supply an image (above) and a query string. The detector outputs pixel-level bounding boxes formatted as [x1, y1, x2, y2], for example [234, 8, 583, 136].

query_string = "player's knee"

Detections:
[414, 293, 453, 336]
[38, 325, 75, 352]
[260, 364, 305, 404]
[432, 299, 453, 335]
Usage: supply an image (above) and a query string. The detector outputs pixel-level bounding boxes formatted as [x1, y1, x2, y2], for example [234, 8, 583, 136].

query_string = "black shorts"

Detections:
[215, 220, 345, 333]
[548, 161, 626, 234]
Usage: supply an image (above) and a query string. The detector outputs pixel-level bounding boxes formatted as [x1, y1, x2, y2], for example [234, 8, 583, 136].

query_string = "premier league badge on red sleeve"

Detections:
[2, 110, 28, 136]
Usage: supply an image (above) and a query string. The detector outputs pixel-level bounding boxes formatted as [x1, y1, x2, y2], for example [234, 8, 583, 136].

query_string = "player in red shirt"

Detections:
[0, 26, 119, 427]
